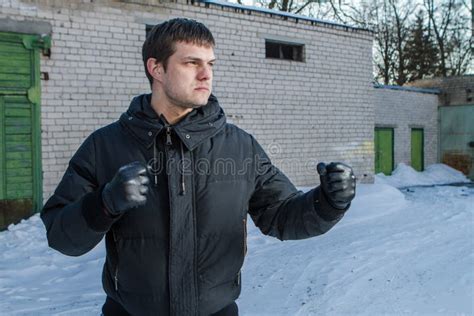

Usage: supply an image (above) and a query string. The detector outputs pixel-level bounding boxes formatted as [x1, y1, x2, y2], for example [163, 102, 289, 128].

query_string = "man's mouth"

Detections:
[195, 87, 209, 91]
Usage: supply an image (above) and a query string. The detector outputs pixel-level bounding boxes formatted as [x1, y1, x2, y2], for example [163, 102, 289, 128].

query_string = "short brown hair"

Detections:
[142, 18, 215, 85]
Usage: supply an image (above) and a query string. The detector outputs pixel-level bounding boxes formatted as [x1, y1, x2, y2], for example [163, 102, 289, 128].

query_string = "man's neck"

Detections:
[150, 93, 193, 125]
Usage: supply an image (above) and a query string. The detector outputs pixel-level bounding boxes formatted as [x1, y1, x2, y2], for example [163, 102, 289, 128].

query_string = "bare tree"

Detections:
[373, 1, 397, 84]
[325, 0, 471, 83]
[389, 0, 414, 84]
[424, 0, 471, 77]
[253, 0, 330, 14]
[324, 0, 416, 85]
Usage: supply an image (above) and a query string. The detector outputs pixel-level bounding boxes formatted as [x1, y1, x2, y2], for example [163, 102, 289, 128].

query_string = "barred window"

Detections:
[265, 40, 304, 62]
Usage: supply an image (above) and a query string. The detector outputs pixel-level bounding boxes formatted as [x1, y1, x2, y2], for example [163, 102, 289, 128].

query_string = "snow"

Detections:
[375, 162, 471, 188]
[0, 216, 105, 315]
[0, 163, 473, 315]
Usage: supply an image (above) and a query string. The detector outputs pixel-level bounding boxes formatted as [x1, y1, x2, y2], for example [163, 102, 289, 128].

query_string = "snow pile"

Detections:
[375, 163, 471, 188]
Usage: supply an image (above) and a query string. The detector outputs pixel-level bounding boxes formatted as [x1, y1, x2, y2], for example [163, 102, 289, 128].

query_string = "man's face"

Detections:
[158, 41, 215, 109]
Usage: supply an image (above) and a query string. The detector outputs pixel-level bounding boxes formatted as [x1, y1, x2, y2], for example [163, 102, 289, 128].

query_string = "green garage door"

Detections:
[411, 128, 424, 171]
[0, 31, 45, 230]
[375, 127, 394, 175]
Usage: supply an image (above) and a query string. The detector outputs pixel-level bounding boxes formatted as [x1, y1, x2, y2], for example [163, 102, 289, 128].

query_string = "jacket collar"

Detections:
[119, 93, 226, 151]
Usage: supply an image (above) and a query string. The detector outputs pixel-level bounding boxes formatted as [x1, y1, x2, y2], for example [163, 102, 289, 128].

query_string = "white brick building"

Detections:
[406, 75, 474, 180]
[374, 85, 439, 173]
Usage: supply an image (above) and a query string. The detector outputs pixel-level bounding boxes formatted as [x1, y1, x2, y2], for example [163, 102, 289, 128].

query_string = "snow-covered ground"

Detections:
[0, 163, 472, 315]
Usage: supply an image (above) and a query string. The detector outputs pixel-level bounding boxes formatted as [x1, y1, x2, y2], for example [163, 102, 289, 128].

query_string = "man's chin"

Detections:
[183, 101, 208, 109]
[170, 94, 211, 109]
[189, 96, 211, 108]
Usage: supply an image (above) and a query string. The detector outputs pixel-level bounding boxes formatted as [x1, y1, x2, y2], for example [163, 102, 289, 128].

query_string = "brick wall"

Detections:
[1, 0, 375, 202]
[406, 75, 474, 106]
[374, 86, 439, 170]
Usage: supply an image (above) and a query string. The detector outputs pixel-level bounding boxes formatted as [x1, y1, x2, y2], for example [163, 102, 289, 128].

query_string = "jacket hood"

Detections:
[119, 93, 226, 151]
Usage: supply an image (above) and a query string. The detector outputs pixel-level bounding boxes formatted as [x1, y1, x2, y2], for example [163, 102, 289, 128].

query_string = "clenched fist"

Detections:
[317, 162, 356, 210]
[102, 161, 150, 216]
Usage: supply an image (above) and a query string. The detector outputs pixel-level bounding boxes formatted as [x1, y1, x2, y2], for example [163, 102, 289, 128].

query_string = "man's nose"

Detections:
[197, 65, 212, 81]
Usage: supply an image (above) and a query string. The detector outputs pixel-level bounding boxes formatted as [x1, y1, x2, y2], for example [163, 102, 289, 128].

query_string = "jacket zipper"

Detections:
[190, 151, 199, 310]
[113, 230, 119, 291]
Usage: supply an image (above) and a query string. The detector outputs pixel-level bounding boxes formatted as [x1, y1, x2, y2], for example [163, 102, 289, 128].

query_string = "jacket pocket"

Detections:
[110, 235, 168, 295]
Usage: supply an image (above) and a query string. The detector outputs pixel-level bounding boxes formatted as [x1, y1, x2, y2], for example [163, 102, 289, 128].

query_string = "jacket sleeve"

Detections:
[41, 133, 119, 256]
[248, 137, 349, 241]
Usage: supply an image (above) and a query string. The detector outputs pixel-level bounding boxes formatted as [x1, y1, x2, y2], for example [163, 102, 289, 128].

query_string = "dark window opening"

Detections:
[466, 88, 472, 102]
[265, 40, 304, 62]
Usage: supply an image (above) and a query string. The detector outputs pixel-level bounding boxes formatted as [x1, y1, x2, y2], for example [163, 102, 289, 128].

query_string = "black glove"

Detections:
[102, 161, 150, 216]
[317, 162, 356, 210]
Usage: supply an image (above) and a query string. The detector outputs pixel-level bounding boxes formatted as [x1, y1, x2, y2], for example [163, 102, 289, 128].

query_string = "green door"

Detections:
[439, 105, 474, 181]
[411, 128, 424, 171]
[375, 127, 394, 175]
[0, 31, 45, 230]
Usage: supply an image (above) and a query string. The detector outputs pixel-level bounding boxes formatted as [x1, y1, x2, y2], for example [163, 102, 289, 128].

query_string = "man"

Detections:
[41, 18, 356, 316]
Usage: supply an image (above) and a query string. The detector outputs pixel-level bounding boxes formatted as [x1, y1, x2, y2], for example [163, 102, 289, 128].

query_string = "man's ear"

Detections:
[146, 58, 164, 83]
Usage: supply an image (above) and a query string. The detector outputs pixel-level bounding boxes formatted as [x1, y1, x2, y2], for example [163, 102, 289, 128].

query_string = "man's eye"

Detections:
[209, 63, 215, 67]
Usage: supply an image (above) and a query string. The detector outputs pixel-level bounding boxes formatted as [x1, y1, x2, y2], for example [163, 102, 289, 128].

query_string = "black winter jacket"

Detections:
[41, 94, 347, 316]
